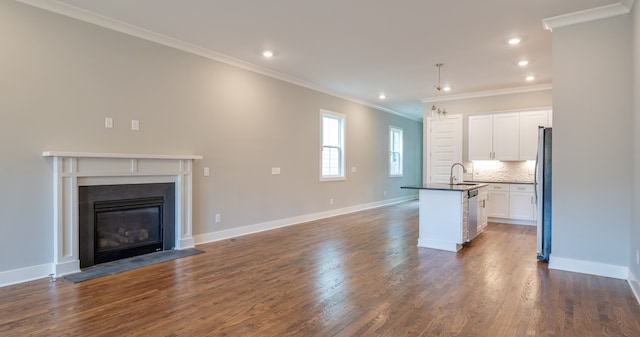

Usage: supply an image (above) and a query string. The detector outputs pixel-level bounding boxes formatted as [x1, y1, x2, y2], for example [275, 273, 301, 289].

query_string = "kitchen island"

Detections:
[402, 183, 488, 252]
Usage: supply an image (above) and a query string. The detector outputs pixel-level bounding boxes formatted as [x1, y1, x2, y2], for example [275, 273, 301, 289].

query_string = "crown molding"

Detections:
[542, 1, 635, 31]
[421, 84, 552, 103]
[16, 0, 419, 121]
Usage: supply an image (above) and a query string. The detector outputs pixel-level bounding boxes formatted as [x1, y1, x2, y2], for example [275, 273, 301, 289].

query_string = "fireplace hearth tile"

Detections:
[64, 248, 204, 283]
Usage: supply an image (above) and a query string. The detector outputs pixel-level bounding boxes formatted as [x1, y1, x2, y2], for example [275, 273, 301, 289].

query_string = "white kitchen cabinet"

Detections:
[487, 183, 509, 218]
[477, 187, 488, 233]
[468, 113, 519, 161]
[509, 184, 536, 221]
[485, 183, 536, 223]
[468, 115, 493, 160]
[492, 113, 520, 160]
[519, 110, 549, 160]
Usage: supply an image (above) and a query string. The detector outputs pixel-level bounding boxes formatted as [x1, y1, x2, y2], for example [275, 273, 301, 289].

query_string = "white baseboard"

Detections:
[194, 195, 417, 245]
[52, 260, 80, 277]
[549, 255, 629, 280]
[177, 237, 195, 250]
[629, 269, 640, 305]
[417, 238, 461, 252]
[488, 217, 536, 226]
[0, 263, 53, 288]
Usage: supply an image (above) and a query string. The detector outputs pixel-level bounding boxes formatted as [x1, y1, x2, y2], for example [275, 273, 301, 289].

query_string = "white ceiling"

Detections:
[27, 0, 625, 120]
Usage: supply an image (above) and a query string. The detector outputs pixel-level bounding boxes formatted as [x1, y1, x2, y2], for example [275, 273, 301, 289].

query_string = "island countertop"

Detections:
[401, 183, 488, 192]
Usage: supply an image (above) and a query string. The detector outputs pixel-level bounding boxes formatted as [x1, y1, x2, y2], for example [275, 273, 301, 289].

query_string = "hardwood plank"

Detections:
[1, 201, 639, 336]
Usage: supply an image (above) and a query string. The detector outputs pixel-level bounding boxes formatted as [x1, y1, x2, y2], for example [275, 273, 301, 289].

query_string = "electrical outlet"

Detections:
[204, 167, 210, 176]
[384, 191, 387, 196]
[329, 198, 334, 205]
[105, 117, 113, 129]
[131, 120, 140, 131]
[215, 214, 221, 223]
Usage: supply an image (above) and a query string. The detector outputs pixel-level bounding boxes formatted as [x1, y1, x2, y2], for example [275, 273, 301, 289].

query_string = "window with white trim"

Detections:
[389, 126, 403, 177]
[320, 110, 345, 180]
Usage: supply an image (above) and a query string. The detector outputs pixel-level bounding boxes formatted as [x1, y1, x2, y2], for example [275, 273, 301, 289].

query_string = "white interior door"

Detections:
[425, 115, 462, 184]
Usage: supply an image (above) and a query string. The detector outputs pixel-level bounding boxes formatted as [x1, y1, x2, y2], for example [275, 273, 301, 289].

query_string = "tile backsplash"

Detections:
[466, 161, 535, 183]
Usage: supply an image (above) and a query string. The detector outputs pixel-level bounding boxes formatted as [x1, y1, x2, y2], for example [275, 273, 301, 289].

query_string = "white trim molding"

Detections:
[421, 84, 552, 103]
[42, 151, 202, 160]
[194, 195, 417, 245]
[629, 269, 640, 305]
[543, 1, 635, 31]
[0, 264, 53, 288]
[488, 218, 536, 226]
[41, 151, 202, 278]
[549, 255, 629, 280]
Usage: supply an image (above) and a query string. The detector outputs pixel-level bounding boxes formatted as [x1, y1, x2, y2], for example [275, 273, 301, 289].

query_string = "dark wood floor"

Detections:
[2, 201, 640, 336]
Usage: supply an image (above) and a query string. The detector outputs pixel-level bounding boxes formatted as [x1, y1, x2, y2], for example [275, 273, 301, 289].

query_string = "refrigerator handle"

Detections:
[534, 126, 542, 205]
[534, 146, 538, 204]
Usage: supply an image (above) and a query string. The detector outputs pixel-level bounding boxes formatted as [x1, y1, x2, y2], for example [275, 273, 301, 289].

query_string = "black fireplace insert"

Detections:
[79, 183, 175, 268]
[93, 197, 164, 265]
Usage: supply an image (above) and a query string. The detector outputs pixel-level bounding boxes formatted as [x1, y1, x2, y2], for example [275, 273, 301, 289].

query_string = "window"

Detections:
[389, 126, 403, 177]
[320, 110, 345, 180]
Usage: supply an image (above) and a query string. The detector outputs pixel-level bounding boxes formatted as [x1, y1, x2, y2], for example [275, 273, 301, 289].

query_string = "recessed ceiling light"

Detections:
[262, 50, 274, 58]
[508, 38, 521, 45]
[443, 86, 451, 92]
[518, 60, 529, 66]
[379, 94, 386, 100]
[526, 76, 535, 81]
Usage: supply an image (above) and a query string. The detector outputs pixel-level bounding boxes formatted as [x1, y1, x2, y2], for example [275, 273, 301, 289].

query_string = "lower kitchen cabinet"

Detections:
[509, 184, 536, 221]
[486, 183, 536, 223]
[477, 188, 488, 233]
[487, 184, 509, 218]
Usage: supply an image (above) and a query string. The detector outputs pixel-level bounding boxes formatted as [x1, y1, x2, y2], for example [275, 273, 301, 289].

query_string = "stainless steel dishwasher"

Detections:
[467, 189, 479, 241]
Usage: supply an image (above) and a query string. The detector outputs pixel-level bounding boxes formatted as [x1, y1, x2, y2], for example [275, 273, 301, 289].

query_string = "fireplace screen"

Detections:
[94, 197, 164, 264]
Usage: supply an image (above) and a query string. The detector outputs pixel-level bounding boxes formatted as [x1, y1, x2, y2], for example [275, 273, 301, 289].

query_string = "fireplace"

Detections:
[79, 183, 175, 268]
[43, 151, 201, 276]
[94, 197, 164, 264]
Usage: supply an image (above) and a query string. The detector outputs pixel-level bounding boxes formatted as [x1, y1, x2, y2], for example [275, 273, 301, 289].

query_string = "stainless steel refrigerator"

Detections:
[535, 127, 552, 261]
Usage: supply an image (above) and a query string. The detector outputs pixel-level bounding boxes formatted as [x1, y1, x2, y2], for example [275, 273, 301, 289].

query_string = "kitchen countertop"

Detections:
[468, 180, 534, 185]
[401, 183, 488, 192]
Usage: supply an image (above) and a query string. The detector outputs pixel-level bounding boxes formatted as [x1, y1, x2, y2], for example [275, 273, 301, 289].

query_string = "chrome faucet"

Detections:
[450, 162, 466, 184]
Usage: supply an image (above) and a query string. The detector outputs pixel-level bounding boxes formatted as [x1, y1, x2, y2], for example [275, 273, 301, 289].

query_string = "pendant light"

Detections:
[430, 63, 449, 120]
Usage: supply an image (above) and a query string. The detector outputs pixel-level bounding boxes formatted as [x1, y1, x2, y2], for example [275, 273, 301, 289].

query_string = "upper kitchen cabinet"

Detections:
[469, 110, 551, 161]
[519, 110, 550, 160]
[493, 113, 520, 160]
[468, 113, 519, 161]
[468, 114, 493, 160]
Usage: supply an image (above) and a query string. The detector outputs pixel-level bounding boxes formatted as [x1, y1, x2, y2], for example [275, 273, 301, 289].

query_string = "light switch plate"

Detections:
[271, 167, 281, 175]
[204, 167, 210, 176]
[131, 120, 140, 131]
[105, 117, 113, 129]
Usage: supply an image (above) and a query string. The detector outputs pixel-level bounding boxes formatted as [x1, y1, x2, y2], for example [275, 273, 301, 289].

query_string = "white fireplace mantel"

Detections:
[43, 151, 203, 276]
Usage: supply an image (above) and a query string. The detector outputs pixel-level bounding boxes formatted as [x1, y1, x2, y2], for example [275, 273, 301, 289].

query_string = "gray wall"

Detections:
[0, 2, 422, 273]
[632, 3, 640, 281]
[552, 14, 633, 266]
